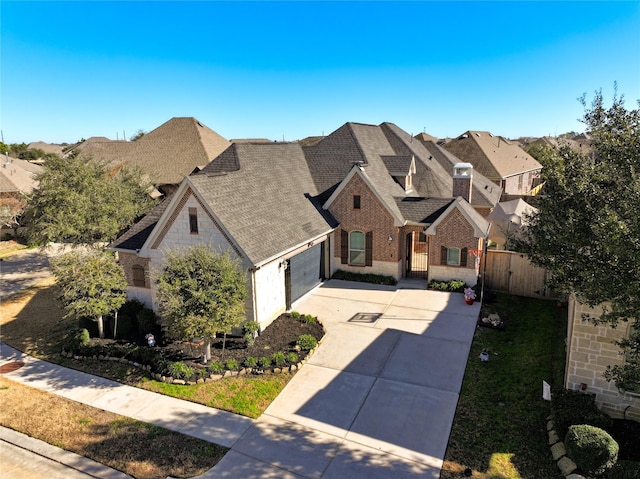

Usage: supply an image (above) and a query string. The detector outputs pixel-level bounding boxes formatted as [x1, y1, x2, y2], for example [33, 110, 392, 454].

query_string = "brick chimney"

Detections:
[452, 162, 473, 203]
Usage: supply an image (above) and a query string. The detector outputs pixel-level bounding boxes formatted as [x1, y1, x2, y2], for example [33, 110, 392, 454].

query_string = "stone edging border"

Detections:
[546, 415, 585, 479]
[60, 320, 327, 386]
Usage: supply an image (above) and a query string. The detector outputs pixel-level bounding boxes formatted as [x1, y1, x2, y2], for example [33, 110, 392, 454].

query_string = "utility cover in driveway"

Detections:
[289, 243, 322, 303]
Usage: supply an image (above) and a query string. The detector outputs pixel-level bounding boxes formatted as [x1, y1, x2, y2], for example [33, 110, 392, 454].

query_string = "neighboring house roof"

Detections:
[75, 117, 230, 186]
[27, 142, 64, 156]
[486, 198, 538, 246]
[420, 140, 501, 208]
[0, 156, 43, 195]
[443, 131, 542, 180]
[414, 132, 440, 143]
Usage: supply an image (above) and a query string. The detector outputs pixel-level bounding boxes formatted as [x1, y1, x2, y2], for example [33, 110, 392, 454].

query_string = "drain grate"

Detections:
[348, 313, 381, 323]
[0, 361, 25, 374]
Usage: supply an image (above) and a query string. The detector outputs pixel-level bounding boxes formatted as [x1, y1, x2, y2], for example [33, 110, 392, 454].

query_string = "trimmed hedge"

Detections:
[565, 424, 618, 477]
[551, 388, 613, 439]
[428, 279, 467, 293]
[332, 269, 397, 286]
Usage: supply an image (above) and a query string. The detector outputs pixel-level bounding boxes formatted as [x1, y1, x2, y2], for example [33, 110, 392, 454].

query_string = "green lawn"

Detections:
[441, 294, 567, 479]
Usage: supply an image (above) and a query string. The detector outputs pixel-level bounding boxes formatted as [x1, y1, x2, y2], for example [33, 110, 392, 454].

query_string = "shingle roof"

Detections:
[110, 195, 173, 251]
[0, 157, 43, 195]
[192, 143, 335, 266]
[27, 142, 64, 156]
[395, 197, 454, 224]
[76, 117, 230, 186]
[443, 131, 542, 179]
[420, 140, 501, 207]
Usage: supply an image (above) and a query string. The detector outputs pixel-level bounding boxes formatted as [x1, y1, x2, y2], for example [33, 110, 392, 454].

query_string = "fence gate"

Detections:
[483, 250, 556, 299]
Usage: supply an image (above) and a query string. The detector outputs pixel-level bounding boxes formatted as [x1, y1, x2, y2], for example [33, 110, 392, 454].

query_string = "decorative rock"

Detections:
[290, 364, 297, 371]
[186, 381, 196, 385]
[223, 370, 233, 378]
[550, 442, 566, 460]
[173, 379, 186, 385]
[74, 355, 82, 360]
[210, 374, 222, 381]
[133, 362, 141, 368]
[557, 456, 577, 476]
[98, 355, 105, 360]
[548, 430, 560, 445]
[547, 420, 555, 431]
[264, 369, 272, 375]
[196, 378, 204, 384]
[566, 474, 586, 479]
[119, 358, 128, 363]
[274, 368, 282, 374]
[109, 357, 119, 361]
[238, 369, 247, 376]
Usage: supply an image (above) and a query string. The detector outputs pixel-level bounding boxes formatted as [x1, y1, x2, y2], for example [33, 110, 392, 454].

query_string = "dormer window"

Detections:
[189, 207, 199, 234]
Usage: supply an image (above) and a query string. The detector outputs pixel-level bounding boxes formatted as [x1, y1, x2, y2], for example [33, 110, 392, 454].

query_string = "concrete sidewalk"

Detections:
[212, 279, 481, 479]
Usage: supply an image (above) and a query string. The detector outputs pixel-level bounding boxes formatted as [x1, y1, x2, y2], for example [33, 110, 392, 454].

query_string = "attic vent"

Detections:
[475, 133, 481, 137]
[197, 121, 203, 127]
[461, 134, 468, 139]
[489, 133, 494, 137]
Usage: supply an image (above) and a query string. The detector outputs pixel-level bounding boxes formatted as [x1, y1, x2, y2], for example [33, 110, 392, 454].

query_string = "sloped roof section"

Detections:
[193, 142, 334, 266]
[110, 195, 173, 251]
[444, 131, 542, 179]
[0, 157, 43, 195]
[395, 197, 454, 224]
[76, 117, 230, 186]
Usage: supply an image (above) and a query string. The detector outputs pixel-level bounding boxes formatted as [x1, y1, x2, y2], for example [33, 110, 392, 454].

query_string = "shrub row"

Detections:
[428, 279, 467, 292]
[332, 269, 397, 286]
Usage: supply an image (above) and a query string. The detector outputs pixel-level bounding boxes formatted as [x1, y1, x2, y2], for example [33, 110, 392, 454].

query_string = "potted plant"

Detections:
[464, 287, 476, 305]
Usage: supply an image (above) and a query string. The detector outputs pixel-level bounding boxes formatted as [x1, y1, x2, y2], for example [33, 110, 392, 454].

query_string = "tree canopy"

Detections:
[24, 154, 156, 246]
[51, 250, 128, 339]
[516, 89, 639, 390]
[155, 245, 248, 362]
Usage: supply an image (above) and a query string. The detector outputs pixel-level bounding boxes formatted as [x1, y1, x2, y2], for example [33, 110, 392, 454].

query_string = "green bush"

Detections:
[243, 356, 258, 369]
[63, 328, 90, 353]
[225, 359, 239, 371]
[258, 356, 271, 369]
[116, 300, 145, 339]
[287, 352, 299, 365]
[272, 351, 286, 368]
[428, 279, 467, 293]
[297, 334, 318, 350]
[301, 314, 317, 324]
[135, 308, 156, 337]
[166, 361, 194, 380]
[331, 269, 397, 286]
[207, 361, 224, 374]
[551, 388, 613, 439]
[607, 460, 640, 479]
[565, 424, 618, 477]
[290, 311, 301, 319]
[243, 320, 260, 346]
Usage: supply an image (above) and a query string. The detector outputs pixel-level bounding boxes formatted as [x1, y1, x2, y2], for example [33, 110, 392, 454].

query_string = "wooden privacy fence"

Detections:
[482, 250, 557, 299]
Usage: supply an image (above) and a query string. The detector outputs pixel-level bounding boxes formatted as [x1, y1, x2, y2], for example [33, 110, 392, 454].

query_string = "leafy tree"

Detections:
[23, 154, 156, 246]
[130, 129, 146, 141]
[51, 250, 127, 339]
[155, 245, 247, 362]
[0, 142, 8, 154]
[20, 148, 45, 161]
[516, 89, 639, 390]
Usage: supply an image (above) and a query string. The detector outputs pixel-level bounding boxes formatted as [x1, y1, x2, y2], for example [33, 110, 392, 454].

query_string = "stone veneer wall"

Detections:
[565, 295, 640, 420]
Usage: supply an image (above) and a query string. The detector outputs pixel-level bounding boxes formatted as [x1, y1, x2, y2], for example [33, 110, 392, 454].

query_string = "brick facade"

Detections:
[427, 208, 482, 285]
[566, 295, 640, 420]
[119, 252, 151, 289]
[328, 173, 401, 277]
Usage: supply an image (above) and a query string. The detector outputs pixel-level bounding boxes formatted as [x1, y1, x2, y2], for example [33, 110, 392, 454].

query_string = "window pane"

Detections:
[447, 247, 460, 265]
[350, 250, 365, 265]
[350, 231, 365, 250]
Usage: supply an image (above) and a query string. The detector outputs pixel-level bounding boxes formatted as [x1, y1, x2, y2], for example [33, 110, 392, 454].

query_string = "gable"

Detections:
[425, 197, 490, 238]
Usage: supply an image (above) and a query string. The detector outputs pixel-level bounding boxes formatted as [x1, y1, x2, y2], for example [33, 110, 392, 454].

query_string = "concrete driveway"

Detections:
[212, 279, 480, 479]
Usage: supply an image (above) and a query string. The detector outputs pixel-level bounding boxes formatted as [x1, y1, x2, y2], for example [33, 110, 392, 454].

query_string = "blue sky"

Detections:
[1, 1, 639, 144]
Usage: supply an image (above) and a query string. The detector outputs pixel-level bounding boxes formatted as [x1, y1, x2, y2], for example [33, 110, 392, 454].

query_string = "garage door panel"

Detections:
[290, 243, 322, 303]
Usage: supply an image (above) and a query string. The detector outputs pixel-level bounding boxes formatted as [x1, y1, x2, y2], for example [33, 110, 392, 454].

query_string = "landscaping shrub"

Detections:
[135, 308, 156, 339]
[331, 269, 397, 286]
[287, 352, 299, 365]
[296, 334, 317, 350]
[271, 351, 286, 368]
[225, 359, 239, 371]
[115, 299, 145, 339]
[290, 311, 301, 319]
[301, 314, 317, 324]
[607, 460, 640, 479]
[258, 357, 271, 369]
[565, 424, 619, 477]
[551, 388, 613, 439]
[428, 279, 467, 293]
[166, 361, 194, 380]
[63, 328, 90, 353]
[207, 361, 224, 375]
[242, 321, 260, 346]
[243, 356, 258, 369]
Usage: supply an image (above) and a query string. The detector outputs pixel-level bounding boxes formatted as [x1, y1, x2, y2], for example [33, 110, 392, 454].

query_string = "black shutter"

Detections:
[341, 229, 348, 264]
[461, 247, 468, 267]
[365, 231, 373, 266]
[441, 246, 448, 265]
